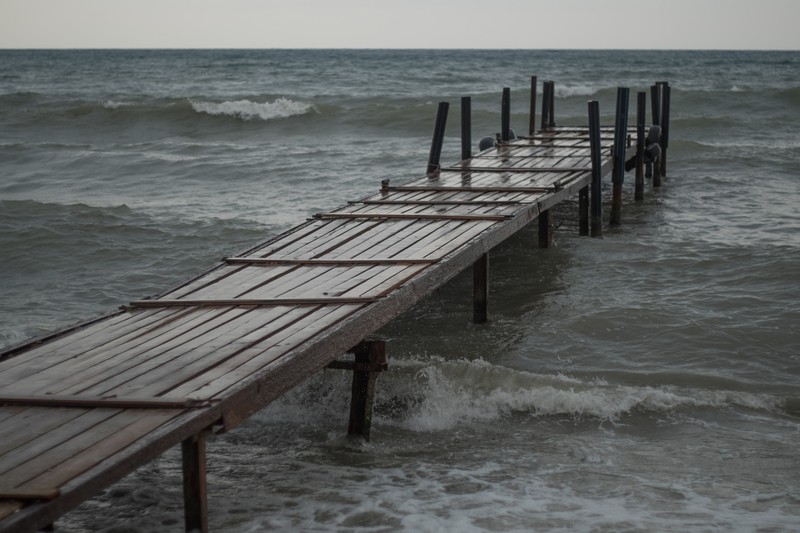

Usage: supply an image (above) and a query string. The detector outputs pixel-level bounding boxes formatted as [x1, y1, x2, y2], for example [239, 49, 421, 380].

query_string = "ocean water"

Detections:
[1, 49, 799, 531]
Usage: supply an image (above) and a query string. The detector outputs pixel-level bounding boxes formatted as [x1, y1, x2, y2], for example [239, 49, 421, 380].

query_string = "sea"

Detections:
[1, 49, 798, 532]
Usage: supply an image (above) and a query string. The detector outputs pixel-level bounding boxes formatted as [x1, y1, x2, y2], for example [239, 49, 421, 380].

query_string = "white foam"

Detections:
[190, 97, 316, 121]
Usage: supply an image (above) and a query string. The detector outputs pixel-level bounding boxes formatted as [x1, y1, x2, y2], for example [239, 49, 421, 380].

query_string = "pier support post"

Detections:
[659, 82, 671, 178]
[538, 210, 552, 248]
[578, 185, 589, 236]
[610, 87, 630, 226]
[461, 97, 472, 161]
[473, 253, 489, 324]
[182, 432, 209, 533]
[650, 84, 662, 186]
[635, 91, 646, 201]
[588, 100, 603, 237]
[346, 340, 387, 442]
[427, 101, 450, 176]
[501, 87, 511, 142]
[528, 76, 537, 137]
[541, 81, 553, 131]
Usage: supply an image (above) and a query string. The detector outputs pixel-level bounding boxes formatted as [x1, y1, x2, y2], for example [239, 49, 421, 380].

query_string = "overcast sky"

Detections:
[1, 0, 798, 50]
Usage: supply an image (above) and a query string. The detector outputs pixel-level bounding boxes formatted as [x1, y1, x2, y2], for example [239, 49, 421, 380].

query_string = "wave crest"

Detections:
[190, 97, 316, 121]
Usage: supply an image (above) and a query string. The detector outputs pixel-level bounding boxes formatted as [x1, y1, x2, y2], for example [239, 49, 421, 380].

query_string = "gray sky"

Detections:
[1, 0, 798, 50]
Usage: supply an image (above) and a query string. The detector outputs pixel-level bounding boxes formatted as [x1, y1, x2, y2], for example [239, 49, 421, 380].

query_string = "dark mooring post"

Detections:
[610, 87, 630, 226]
[529, 76, 537, 137]
[635, 91, 646, 201]
[501, 87, 511, 142]
[547, 81, 556, 128]
[473, 253, 489, 324]
[427, 101, 450, 176]
[650, 83, 662, 186]
[347, 340, 387, 441]
[588, 100, 603, 237]
[182, 433, 209, 533]
[660, 82, 671, 178]
[461, 96, 472, 161]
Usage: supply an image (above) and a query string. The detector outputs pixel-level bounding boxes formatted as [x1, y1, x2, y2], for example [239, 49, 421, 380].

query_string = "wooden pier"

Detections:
[0, 78, 670, 532]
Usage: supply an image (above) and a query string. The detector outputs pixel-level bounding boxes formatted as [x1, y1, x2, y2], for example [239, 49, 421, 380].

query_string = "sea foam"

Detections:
[190, 97, 315, 121]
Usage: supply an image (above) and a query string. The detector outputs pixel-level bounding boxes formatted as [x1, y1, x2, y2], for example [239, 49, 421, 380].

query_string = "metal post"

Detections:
[635, 91, 646, 201]
[588, 100, 603, 237]
[182, 433, 209, 533]
[427, 101, 450, 176]
[501, 87, 511, 142]
[610, 87, 629, 226]
[473, 253, 489, 324]
[529, 76, 537, 137]
[461, 96, 472, 161]
[347, 340, 387, 442]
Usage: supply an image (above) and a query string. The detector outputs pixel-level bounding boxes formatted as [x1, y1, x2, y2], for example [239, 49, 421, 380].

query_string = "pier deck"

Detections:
[0, 81, 670, 532]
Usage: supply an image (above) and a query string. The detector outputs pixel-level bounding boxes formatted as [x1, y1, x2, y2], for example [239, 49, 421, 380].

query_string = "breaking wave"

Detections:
[190, 97, 317, 121]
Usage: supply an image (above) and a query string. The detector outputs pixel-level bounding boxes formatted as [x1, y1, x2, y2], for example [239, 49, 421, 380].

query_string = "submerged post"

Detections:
[588, 100, 603, 237]
[347, 340, 387, 441]
[501, 87, 511, 142]
[461, 96, 472, 161]
[182, 433, 209, 533]
[635, 91, 646, 201]
[529, 76, 537, 137]
[473, 253, 489, 324]
[610, 87, 630, 226]
[427, 101, 450, 176]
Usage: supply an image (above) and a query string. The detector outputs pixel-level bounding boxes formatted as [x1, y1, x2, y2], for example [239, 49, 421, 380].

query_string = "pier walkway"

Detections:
[0, 80, 670, 532]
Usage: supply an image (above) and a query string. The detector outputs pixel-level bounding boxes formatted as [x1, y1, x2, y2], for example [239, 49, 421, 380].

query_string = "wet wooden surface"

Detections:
[0, 129, 633, 532]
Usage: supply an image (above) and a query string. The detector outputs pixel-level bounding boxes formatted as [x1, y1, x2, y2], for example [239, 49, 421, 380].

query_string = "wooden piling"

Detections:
[182, 433, 209, 533]
[501, 87, 511, 142]
[579, 184, 589, 236]
[538, 210, 553, 248]
[347, 340, 387, 442]
[427, 101, 449, 176]
[528, 76, 537, 137]
[588, 100, 603, 237]
[650, 84, 662, 186]
[461, 97, 472, 161]
[473, 253, 489, 324]
[547, 81, 556, 128]
[540, 81, 551, 131]
[659, 82, 671, 178]
[635, 91, 646, 201]
[610, 87, 629, 226]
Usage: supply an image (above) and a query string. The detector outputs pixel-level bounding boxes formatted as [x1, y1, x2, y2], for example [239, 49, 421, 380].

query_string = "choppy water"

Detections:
[1, 49, 799, 532]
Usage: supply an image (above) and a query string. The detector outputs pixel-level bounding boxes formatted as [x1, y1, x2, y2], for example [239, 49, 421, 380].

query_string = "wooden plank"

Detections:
[223, 257, 439, 266]
[128, 297, 380, 308]
[0, 408, 87, 456]
[18, 409, 179, 494]
[315, 212, 510, 222]
[0, 308, 237, 396]
[114, 306, 322, 398]
[0, 408, 122, 477]
[0, 409, 180, 493]
[0, 395, 210, 409]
